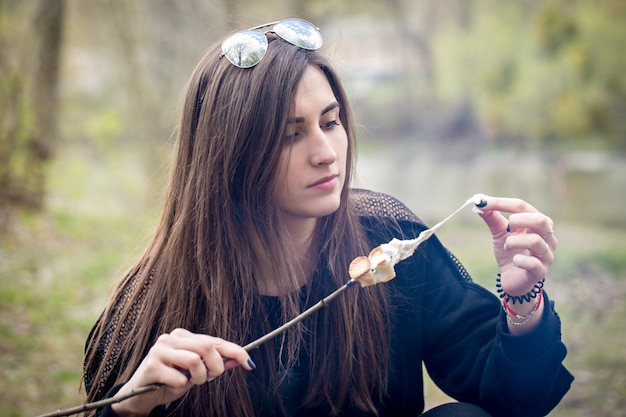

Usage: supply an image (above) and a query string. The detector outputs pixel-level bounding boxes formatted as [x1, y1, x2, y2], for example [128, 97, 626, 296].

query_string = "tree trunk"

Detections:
[28, 0, 65, 209]
[0, 0, 64, 216]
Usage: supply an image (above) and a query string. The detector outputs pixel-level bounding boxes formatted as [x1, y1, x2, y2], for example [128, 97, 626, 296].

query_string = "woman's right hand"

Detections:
[111, 328, 255, 416]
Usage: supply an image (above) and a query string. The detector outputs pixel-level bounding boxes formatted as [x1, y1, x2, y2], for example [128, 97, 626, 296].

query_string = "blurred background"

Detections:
[1, 0, 625, 416]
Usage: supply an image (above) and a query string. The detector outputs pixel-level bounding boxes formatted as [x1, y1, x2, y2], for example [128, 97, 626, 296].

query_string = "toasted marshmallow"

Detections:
[349, 256, 376, 286]
[352, 238, 420, 287]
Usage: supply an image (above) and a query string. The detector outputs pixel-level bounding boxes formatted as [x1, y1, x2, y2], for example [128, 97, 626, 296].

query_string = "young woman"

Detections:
[83, 18, 573, 417]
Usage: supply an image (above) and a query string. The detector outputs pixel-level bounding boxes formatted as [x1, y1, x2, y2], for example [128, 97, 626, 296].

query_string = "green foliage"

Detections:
[0, 142, 158, 415]
[87, 106, 125, 145]
[433, 0, 626, 150]
[534, 2, 579, 55]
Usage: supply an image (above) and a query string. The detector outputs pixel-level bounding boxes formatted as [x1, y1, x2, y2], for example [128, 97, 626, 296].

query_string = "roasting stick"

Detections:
[34, 194, 488, 417]
[238, 191, 486, 353]
[34, 280, 362, 417]
[242, 193, 488, 344]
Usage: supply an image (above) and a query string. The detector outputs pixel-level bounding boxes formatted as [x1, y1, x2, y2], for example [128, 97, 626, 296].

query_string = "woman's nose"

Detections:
[309, 129, 337, 166]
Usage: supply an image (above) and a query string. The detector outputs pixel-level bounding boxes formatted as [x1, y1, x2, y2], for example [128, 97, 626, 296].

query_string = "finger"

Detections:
[535, 218, 558, 250]
[201, 343, 257, 380]
[530, 239, 554, 262]
[159, 330, 255, 374]
[150, 332, 222, 382]
[171, 351, 208, 384]
[475, 205, 509, 238]
[511, 253, 548, 279]
[508, 212, 554, 235]
[476, 196, 540, 215]
[209, 339, 256, 371]
[179, 337, 254, 376]
[476, 197, 557, 248]
[169, 328, 195, 338]
[145, 339, 206, 384]
[131, 345, 195, 392]
[204, 343, 230, 380]
[505, 234, 554, 264]
[507, 213, 557, 251]
[157, 363, 196, 387]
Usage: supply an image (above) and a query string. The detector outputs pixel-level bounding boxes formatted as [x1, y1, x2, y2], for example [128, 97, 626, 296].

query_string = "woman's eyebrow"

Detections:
[320, 101, 340, 116]
[287, 101, 341, 124]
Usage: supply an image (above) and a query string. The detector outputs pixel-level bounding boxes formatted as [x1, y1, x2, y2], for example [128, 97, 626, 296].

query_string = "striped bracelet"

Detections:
[496, 273, 545, 305]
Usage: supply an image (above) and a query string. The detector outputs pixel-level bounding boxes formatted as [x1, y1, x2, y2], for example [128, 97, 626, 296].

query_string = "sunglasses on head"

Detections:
[220, 18, 323, 68]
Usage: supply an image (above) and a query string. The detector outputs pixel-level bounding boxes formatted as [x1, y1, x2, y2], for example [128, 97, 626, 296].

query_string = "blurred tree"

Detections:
[0, 0, 65, 217]
[434, 0, 626, 150]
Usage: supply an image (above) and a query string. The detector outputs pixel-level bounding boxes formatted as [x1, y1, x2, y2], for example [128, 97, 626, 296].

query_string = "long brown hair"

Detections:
[84, 33, 390, 416]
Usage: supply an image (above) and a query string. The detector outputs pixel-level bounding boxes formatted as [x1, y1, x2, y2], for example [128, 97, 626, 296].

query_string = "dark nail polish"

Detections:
[475, 199, 487, 208]
[247, 358, 257, 370]
[506, 224, 511, 233]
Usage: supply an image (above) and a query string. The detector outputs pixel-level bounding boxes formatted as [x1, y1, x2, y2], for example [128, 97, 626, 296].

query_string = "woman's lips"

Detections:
[308, 174, 339, 190]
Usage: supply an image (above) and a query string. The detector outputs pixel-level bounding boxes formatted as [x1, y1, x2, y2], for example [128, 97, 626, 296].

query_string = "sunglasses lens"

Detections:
[273, 18, 323, 50]
[221, 30, 268, 68]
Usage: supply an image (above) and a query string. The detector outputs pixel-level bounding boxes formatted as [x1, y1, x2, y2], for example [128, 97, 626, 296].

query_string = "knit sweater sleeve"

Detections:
[83, 268, 158, 412]
[416, 231, 573, 417]
[351, 189, 573, 417]
[400, 219, 573, 417]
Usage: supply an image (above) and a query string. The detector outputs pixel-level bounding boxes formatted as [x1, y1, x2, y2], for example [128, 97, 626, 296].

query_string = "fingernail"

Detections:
[247, 358, 257, 370]
[506, 224, 511, 233]
[475, 199, 488, 208]
[503, 243, 508, 251]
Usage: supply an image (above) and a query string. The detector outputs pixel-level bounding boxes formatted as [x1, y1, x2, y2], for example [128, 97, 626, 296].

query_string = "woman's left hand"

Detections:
[475, 196, 557, 299]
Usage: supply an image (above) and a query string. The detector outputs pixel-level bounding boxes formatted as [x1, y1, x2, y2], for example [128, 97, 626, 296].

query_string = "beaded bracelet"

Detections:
[496, 273, 545, 305]
[503, 288, 543, 326]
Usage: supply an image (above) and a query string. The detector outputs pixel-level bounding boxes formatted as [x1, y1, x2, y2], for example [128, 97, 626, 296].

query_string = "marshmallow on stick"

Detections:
[349, 194, 488, 287]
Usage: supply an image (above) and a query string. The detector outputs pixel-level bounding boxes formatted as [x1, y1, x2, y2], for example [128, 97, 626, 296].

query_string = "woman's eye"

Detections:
[284, 131, 300, 142]
[322, 120, 340, 130]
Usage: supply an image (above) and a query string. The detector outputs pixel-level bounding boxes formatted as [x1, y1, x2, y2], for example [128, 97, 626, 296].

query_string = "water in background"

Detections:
[356, 144, 626, 228]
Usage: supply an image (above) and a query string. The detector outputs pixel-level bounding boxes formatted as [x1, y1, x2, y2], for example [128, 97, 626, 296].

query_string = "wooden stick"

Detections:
[33, 384, 162, 417]
[243, 280, 356, 352]
[34, 194, 484, 417]
[33, 281, 358, 417]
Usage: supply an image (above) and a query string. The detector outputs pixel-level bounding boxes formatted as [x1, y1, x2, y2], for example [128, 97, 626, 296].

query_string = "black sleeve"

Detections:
[418, 233, 574, 417]
[83, 315, 103, 396]
[83, 314, 123, 404]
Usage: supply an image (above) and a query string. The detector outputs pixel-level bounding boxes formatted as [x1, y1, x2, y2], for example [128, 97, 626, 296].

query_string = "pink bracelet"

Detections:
[503, 288, 543, 326]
